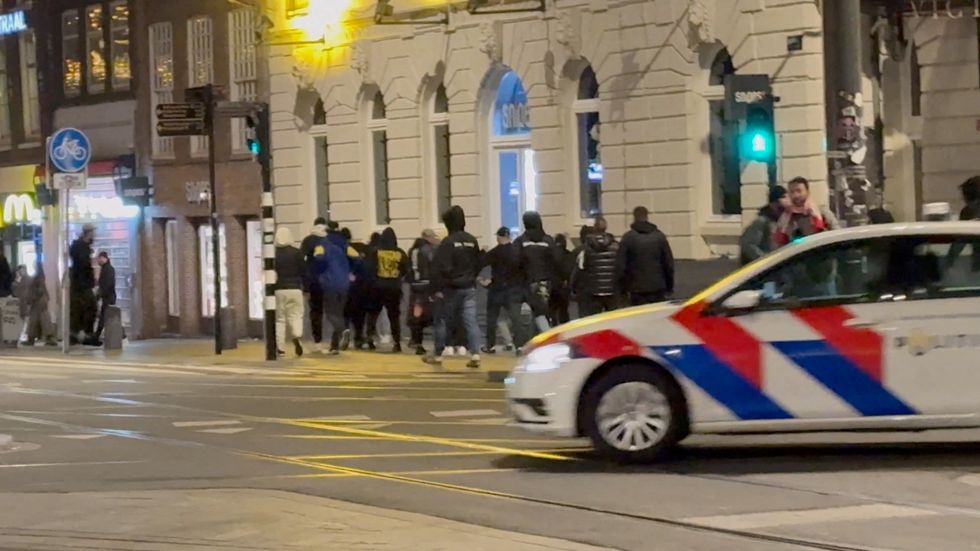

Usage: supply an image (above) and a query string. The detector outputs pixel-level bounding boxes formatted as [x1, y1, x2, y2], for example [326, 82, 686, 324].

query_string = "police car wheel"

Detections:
[583, 365, 684, 463]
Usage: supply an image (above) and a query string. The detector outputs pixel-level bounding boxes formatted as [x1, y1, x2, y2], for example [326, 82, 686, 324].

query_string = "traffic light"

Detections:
[740, 98, 775, 164]
[244, 104, 271, 170]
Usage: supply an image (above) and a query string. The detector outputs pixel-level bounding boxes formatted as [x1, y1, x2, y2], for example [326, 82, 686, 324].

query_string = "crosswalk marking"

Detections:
[172, 420, 241, 428]
[682, 504, 936, 531]
[197, 427, 252, 435]
[50, 434, 106, 440]
[429, 409, 500, 418]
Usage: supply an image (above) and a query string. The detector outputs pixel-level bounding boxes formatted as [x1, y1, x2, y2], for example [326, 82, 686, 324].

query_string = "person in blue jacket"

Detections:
[310, 224, 351, 355]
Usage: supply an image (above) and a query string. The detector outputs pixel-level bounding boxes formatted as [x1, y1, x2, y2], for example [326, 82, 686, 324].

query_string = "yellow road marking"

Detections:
[287, 467, 521, 479]
[289, 447, 591, 460]
[281, 420, 575, 462]
[271, 435, 586, 445]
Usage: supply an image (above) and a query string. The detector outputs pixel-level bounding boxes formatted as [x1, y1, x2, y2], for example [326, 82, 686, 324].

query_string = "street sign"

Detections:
[49, 127, 92, 173]
[116, 176, 151, 208]
[156, 102, 206, 121]
[52, 172, 86, 190]
[724, 74, 772, 122]
[156, 119, 207, 137]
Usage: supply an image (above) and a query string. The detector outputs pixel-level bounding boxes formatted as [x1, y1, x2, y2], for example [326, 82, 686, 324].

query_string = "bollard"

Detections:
[103, 306, 124, 350]
[219, 307, 238, 351]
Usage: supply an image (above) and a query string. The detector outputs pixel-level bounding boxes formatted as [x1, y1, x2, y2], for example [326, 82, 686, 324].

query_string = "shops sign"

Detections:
[0, 193, 40, 227]
[0, 11, 27, 37]
[908, 1, 980, 18]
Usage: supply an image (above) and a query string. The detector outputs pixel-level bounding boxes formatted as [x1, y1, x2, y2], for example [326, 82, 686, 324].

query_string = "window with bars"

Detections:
[110, 0, 130, 90]
[149, 22, 174, 157]
[19, 30, 40, 139]
[0, 46, 9, 146]
[63, 11, 82, 97]
[368, 90, 390, 225]
[187, 16, 213, 156]
[86, 4, 106, 94]
[229, 8, 257, 153]
[431, 84, 451, 217]
[574, 66, 601, 218]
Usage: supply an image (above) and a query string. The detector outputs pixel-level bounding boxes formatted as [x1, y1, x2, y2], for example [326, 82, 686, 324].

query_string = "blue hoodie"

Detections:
[311, 231, 351, 294]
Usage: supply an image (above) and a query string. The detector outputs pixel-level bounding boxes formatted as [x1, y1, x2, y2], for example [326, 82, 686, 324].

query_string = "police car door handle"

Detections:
[843, 318, 878, 329]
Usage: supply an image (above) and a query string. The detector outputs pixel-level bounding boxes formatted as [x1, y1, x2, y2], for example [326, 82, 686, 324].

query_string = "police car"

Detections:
[506, 222, 980, 462]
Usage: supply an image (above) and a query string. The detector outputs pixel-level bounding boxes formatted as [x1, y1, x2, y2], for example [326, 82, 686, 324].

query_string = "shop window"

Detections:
[230, 8, 257, 153]
[707, 48, 741, 216]
[432, 84, 451, 218]
[246, 220, 263, 321]
[367, 90, 389, 225]
[109, 1, 130, 90]
[574, 65, 601, 218]
[198, 223, 228, 318]
[165, 220, 179, 317]
[19, 30, 40, 139]
[489, 69, 536, 234]
[62, 11, 82, 97]
[149, 22, 174, 157]
[188, 16, 213, 157]
[86, 4, 106, 94]
[0, 46, 9, 147]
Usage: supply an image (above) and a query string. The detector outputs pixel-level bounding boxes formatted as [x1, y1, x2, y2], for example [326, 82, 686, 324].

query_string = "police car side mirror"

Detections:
[721, 289, 763, 312]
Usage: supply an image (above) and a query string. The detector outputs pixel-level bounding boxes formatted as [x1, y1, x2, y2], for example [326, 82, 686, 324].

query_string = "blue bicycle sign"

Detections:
[49, 128, 92, 173]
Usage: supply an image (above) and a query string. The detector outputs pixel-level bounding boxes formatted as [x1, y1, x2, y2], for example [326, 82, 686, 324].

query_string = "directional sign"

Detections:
[52, 172, 87, 190]
[156, 119, 207, 137]
[156, 102, 206, 121]
[49, 128, 92, 173]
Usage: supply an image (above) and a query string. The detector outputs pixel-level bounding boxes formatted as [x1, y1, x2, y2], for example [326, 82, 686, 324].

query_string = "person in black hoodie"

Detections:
[480, 226, 524, 353]
[351, 232, 382, 350]
[549, 233, 575, 325]
[93, 252, 117, 341]
[407, 229, 438, 355]
[424, 206, 482, 368]
[514, 211, 559, 334]
[69, 224, 99, 345]
[577, 216, 620, 316]
[616, 206, 675, 306]
[366, 227, 410, 353]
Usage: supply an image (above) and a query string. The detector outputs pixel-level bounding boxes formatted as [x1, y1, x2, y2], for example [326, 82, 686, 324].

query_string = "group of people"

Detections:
[274, 203, 676, 367]
[0, 223, 116, 347]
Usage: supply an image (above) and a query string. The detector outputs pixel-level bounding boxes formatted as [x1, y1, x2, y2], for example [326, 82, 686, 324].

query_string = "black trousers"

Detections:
[580, 294, 619, 317]
[368, 286, 402, 344]
[629, 292, 666, 306]
[486, 286, 524, 348]
[310, 286, 348, 346]
[70, 287, 97, 337]
[408, 289, 432, 345]
[549, 284, 570, 326]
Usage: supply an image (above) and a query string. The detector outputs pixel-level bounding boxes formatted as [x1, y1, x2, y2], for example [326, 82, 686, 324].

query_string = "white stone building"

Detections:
[265, 0, 979, 258]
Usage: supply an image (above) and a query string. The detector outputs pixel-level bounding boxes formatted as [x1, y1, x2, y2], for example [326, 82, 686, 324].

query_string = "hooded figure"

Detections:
[616, 206, 675, 306]
[513, 211, 559, 333]
[307, 221, 351, 353]
[300, 217, 329, 291]
[740, 186, 787, 265]
[424, 206, 483, 368]
[274, 226, 306, 357]
[365, 227, 410, 352]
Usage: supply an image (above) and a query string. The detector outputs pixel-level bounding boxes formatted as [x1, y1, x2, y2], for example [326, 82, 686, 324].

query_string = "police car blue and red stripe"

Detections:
[506, 222, 980, 462]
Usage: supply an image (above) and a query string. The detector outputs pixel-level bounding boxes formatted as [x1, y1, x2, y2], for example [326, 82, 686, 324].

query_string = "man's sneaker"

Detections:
[327, 348, 340, 356]
[367, 340, 377, 351]
[466, 354, 481, 369]
[414, 345, 426, 356]
[294, 339, 304, 357]
[339, 329, 352, 350]
[392, 343, 402, 353]
[422, 355, 443, 367]
[456, 346, 468, 356]
[277, 349, 286, 357]
[481, 345, 496, 354]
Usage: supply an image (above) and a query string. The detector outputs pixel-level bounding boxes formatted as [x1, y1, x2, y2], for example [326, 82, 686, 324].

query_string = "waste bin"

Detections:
[1, 297, 24, 348]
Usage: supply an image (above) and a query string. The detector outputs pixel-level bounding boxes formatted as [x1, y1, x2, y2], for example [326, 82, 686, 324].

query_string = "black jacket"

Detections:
[514, 212, 559, 284]
[616, 221, 675, 295]
[367, 228, 410, 291]
[408, 239, 436, 291]
[482, 242, 521, 290]
[275, 245, 306, 290]
[0, 256, 11, 297]
[581, 232, 619, 296]
[98, 261, 117, 304]
[69, 238, 95, 291]
[300, 224, 329, 289]
[431, 206, 481, 291]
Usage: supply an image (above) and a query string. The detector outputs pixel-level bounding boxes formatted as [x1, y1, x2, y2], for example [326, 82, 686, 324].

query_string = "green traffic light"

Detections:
[751, 133, 768, 153]
[742, 128, 773, 161]
[249, 141, 260, 155]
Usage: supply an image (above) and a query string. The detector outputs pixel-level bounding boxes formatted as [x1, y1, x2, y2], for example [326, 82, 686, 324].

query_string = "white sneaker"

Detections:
[312, 343, 324, 354]
[467, 354, 481, 368]
[456, 346, 468, 356]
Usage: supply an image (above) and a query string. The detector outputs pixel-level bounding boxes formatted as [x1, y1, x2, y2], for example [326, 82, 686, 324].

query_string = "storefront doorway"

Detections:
[489, 70, 537, 235]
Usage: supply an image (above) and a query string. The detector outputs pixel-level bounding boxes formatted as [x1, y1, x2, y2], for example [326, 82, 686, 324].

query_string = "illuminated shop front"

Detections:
[0, 191, 42, 276]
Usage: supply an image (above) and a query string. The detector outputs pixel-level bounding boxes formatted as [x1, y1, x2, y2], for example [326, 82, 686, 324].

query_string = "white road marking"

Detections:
[0, 460, 143, 468]
[958, 474, 980, 487]
[429, 409, 500, 418]
[196, 427, 252, 434]
[683, 504, 937, 531]
[172, 420, 241, 428]
[50, 434, 107, 440]
[464, 418, 512, 425]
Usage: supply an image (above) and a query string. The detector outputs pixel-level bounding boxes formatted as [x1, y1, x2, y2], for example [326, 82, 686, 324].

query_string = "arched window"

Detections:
[707, 48, 741, 216]
[367, 89, 390, 224]
[431, 84, 451, 217]
[487, 68, 535, 234]
[574, 65, 601, 218]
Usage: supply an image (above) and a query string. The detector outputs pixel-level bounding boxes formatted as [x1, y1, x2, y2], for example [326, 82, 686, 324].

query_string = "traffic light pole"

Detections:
[256, 106, 277, 362]
[205, 84, 223, 355]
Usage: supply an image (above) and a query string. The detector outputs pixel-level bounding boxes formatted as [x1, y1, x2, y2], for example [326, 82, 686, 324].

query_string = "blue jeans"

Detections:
[433, 287, 481, 356]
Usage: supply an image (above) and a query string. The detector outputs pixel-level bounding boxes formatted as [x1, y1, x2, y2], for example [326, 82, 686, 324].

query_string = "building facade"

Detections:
[267, 0, 979, 259]
[134, 0, 266, 339]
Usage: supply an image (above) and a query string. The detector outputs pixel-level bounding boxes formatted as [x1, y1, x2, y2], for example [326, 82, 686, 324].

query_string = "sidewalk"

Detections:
[0, 489, 613, 550]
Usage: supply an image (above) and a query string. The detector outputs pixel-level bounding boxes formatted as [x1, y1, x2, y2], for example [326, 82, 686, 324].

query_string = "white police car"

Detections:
[507, 222, 980, 462]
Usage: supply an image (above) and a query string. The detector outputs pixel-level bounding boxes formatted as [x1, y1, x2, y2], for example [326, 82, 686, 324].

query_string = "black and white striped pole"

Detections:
[246, 104, 277, 361]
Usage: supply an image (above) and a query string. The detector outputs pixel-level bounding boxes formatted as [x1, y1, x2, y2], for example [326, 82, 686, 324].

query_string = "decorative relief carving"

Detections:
[687, 0, 713, 50]
[478, 21, 501, 62]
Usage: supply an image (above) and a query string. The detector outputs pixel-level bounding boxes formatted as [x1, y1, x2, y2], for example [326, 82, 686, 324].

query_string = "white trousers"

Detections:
[275, 289, 305, 350]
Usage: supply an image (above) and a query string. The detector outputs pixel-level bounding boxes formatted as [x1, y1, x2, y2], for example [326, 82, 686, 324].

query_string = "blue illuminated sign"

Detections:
[0, 11, 26, 36]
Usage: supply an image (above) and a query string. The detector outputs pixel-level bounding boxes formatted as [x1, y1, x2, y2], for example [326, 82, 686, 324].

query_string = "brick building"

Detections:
[134, 0, 265, 339]
[265, 0, 979, 259]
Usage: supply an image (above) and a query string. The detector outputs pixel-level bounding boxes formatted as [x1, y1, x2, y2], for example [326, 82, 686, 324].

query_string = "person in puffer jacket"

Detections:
[577, 216, 620, 316]
[514, 211, 560, 334]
